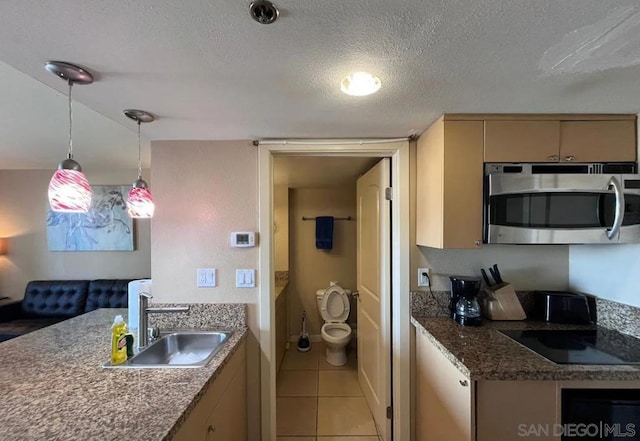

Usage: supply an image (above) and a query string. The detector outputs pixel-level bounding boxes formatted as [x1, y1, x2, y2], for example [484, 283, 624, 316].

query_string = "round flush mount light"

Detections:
[340, 72, 381, 96]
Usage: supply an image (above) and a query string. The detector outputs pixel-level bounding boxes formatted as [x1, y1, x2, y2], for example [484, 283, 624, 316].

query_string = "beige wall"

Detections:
[408, 141, 569, 292]
[288, 187, 357, 337]
[274, 185, 289, 272]
[150, 140, 260, 439]
[0, 168, 151, 300]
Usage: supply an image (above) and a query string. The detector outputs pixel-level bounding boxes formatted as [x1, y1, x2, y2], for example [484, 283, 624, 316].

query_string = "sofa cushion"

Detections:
[85, 279, 132, 312]
[22, 280, 90, 318]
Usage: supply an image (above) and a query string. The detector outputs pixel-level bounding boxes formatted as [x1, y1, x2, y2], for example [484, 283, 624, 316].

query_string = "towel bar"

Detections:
[301, 216, 352, 221]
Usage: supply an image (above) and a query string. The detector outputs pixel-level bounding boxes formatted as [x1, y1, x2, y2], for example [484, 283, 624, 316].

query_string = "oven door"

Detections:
[486, 174, 640, 244]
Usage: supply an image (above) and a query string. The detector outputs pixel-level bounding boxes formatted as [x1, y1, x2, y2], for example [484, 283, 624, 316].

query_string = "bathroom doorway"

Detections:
[258, 141, 411, 441]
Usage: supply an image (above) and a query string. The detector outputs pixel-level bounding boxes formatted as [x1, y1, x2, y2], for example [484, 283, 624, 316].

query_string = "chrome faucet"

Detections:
[137, 292, 189, 349]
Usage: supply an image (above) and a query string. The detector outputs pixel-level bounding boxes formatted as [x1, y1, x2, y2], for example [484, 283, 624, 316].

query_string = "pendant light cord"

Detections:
[137, 121, 142, 180]
[68, 80, 74, 159]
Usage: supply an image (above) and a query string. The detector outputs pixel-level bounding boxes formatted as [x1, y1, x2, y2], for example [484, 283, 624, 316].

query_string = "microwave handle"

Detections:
[606, 176, 625, 240]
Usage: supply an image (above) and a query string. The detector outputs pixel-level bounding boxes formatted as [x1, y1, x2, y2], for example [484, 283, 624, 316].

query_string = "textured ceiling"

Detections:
[1, 1, 640, 169]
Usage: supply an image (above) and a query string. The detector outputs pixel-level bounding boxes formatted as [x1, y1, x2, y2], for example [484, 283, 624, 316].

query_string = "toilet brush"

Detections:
[297, 311, 311, 352]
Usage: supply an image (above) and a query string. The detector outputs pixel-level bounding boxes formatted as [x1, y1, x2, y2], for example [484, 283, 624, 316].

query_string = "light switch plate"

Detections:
[236, 269, 255, 288]
[197, 268, 216, 287]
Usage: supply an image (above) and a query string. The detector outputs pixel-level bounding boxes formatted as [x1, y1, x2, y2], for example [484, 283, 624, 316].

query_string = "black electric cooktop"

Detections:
[500, 328, 640, 365]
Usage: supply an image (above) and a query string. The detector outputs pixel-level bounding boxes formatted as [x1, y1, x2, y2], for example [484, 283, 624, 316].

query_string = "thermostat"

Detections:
[231, 232, 256, 247]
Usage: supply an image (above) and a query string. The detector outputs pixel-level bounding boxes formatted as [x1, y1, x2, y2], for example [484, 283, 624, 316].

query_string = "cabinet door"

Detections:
[415, 331, 473, 441]
[416, 118, 484, 249]
[206, 359, 247, 441]
[172, 342, 247, 441]
[443, 120, 484, 248]
[476, 381, 558, 441]
[560, 120, 636, 162]
[485, 120, 560, 162]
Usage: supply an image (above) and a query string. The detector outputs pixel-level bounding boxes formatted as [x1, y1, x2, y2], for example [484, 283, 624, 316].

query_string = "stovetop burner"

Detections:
[500, 328, 640, 365]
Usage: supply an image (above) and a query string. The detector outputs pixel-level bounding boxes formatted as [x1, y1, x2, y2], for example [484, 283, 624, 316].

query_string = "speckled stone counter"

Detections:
[275, 279, 288, 299]
[0, 308, 248, 441]
[412, 316, 640, 382]
[274, 271, 289, 300]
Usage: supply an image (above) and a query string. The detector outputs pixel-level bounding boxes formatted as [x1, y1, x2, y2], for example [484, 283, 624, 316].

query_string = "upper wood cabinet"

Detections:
[485, 120, 560, 162]
[483, 116, 636, 163]
[560, 120, 636, 162]
[416, 117, 484, 249]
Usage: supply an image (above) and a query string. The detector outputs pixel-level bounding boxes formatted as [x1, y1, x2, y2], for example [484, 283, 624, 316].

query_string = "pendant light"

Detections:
[123, 109, 155, 218]
[45, 61, 94, 213]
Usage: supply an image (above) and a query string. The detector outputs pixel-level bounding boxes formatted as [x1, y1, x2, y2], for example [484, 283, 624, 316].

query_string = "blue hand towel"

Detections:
[315, 216, 334, 250]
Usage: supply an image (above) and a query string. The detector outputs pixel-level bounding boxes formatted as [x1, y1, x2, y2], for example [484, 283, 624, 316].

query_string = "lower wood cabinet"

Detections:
[415, 328, 640, 441]
[415, 330, 557, 441]
[173, 341, 247, 441]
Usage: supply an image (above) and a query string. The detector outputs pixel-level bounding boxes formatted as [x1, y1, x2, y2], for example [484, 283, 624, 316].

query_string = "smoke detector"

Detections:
[250, 1, 279, 24]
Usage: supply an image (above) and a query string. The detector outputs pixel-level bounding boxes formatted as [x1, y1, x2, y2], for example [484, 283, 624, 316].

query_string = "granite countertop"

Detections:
[412, 315, 640, 382]
[275, 278, 288, 299]
[0, 308, 248, 441]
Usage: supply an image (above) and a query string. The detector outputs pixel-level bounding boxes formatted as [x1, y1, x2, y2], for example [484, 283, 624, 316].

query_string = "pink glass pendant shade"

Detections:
[48, 168, 92, 212]
[127, 184, 154, 218]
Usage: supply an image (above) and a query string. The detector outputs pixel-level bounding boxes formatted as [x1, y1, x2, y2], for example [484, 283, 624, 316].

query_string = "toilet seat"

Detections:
[321, 322, 352, 343]
[320, 285, 350, 323]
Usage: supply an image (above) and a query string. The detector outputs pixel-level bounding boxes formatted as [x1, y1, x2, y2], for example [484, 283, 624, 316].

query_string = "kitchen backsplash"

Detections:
[148, 303, 247, 329]
[411, 291, 640, 339]
[596, 298, 640, 339]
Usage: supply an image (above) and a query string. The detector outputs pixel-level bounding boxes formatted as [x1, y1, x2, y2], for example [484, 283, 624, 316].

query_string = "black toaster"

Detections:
[531, 291, 595, 325]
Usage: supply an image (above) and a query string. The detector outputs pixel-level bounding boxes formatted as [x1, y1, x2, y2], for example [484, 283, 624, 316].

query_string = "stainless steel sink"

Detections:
[103, 331, 232, 368]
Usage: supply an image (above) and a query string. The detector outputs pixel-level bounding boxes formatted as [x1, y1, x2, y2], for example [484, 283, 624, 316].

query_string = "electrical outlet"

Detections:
[417, 268, 430, 287]
[197, 268, 216, 287]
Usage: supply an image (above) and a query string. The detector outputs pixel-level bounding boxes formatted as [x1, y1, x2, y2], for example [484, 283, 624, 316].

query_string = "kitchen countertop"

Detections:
[275, 278, 288, 299]
[0, 308, 247, 441]
[412, 315, 640, 381]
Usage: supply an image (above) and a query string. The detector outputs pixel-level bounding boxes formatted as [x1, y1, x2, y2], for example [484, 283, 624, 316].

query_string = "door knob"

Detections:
[352, 291, 360, 299]
[459, 380, 469, 387]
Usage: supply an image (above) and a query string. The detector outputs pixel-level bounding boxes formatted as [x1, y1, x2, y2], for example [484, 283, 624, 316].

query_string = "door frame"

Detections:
[257, 140, 410, 440]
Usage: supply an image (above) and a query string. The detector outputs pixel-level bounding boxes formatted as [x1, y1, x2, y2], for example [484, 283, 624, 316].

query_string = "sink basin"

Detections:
[103, 331, 232, 368]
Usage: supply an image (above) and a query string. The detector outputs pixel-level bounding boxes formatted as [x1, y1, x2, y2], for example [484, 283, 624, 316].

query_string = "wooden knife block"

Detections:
[480, 283, 527, 321]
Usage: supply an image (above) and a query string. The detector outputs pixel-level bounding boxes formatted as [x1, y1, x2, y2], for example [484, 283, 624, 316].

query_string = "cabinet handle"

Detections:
[564, 155, 575, 162]
[475, 240, 481, 247]
[459, 380, 469, 387]
[548, 155, 559, 161]
[208, 425, 216, 433]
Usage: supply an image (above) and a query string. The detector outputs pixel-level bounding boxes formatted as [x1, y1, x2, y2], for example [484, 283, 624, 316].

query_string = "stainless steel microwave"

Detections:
[484, 163, 640, 244]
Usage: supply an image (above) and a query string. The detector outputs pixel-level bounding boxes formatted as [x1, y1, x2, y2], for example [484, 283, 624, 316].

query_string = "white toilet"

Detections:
[316, 281, 352, 366]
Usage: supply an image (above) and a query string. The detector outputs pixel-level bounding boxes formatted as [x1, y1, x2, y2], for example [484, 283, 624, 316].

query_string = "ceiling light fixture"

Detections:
[45, 61, 94, 212]
[123, 109, 155, 218]
[340, 72, 382, 96]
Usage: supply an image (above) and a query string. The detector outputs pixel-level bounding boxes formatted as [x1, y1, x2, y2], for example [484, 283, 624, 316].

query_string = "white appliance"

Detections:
[127, 279, 151, 336]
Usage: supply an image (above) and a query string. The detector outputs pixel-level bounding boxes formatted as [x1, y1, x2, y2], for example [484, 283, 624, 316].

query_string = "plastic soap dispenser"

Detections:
[111, 315, 128, 365]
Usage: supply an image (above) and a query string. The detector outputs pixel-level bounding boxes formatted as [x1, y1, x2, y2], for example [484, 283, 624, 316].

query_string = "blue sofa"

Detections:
[0, 279, 140, 342]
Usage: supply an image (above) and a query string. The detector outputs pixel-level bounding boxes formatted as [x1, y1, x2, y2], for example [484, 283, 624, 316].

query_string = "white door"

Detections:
[356, 158, 391, 440]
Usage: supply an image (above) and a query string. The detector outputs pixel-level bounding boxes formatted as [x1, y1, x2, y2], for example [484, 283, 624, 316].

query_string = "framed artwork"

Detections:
[46, 185, 134, 251]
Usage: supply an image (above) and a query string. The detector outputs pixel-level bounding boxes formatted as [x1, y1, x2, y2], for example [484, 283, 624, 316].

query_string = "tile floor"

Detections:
[276, 343, 381, 441]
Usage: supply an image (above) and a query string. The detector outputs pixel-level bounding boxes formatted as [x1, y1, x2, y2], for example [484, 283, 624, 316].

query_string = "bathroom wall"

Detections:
[274, 185, 289, 272]
[289, 187, 357, 337]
